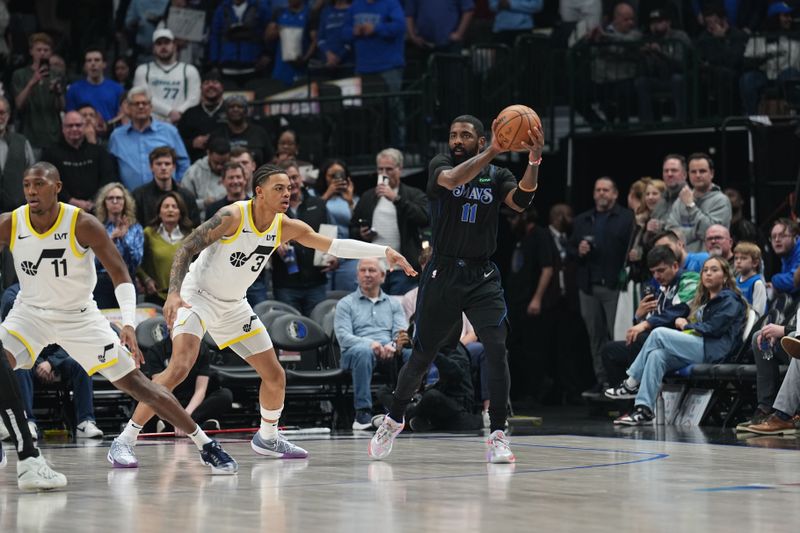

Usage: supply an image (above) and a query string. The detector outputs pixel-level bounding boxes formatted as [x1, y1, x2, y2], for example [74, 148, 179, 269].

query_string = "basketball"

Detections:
[492, 105, 541, 152]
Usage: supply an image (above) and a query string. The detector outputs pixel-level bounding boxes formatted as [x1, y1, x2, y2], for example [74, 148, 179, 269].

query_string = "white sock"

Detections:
[625, 376, 639, 388]
[188, 425, 213, 450]
[259, 406, 282, 440]
[118, 420, 143, 445]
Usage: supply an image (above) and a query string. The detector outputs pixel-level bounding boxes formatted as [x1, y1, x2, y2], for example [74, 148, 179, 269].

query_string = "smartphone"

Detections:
[377, 174, 388, 186]
[643, 284, 657, 298]
[357, 218, 377, 239]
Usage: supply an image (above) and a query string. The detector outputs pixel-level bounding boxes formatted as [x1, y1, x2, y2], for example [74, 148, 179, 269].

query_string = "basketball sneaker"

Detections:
[199, 440, 238, 475]
[368, 415, 404, 460]
[76, 420, 104, 439]
[251, 432, 308, 458]
[614, 406, 655, 426]
[0, 441, 6, 468]
[17, 455, 68, 491]
[486, 430, 515, 464]
[604, 380, 639, 400]
[107, 438, 139, 468]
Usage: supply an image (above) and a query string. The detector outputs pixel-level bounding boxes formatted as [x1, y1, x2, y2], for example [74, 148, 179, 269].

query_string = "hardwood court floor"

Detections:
[2, 430, 800, 533]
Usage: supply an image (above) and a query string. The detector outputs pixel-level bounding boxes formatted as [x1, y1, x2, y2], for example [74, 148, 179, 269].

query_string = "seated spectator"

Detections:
[181, 135, 231, 218]
[734, 241, 767, 317]
[653, 230, 708, 273]
[206, 162, 250, 220]
[213, 95, 273, 165]
[208, 0, 273, 89]
[665, 152, 731, 252]
[271, 160, 335, 315]
[137, 191, 195, 304]
[739, 2, 800, 115]
[41, 111, 117, 211]
[746, 335, 800, 434]
[229, 146, 258, 195]
[770, 217, 800, 296]
[0, 284, 103, 440]
[635, 8, 691, 123]
[695, 6, 747, 116]
[725, 187, 760, 246]
[93, 183, 144, 309]
[272, 129, 311, 168]
[142, 329, 233, 434]
[177, 69, 226, 162]
[65, 48, 124, 123]
[704, 224, 734, 262]
[109, 86, 190, 191]
[268, 0, 317, 87]
[601, 245, 699, 386]
[606, 256, 747, 424]
[316, 158, 358, 290]
[334, 257, 408, 430]
[132, 146, 201, 226]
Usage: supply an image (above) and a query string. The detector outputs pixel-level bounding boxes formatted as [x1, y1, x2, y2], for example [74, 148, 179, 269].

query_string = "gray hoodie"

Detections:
[666, 184, 732, 252]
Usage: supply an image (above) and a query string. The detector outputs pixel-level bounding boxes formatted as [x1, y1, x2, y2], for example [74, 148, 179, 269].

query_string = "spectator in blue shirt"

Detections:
[66, 48, 124, 122]
[209, 0, 273, 88]
[334, 257, 408, 430]
[405, 0, 474, 53]
[343, 0, 407, 148]
[770, 218, 800, 296]
[268, 0, 316, 86]
[125, 0, 171, 61]
[488, 0, 543, 46]
[317, 0, 354, 69]
[93, 182, 145, 309]
[109, 86, 190, 191]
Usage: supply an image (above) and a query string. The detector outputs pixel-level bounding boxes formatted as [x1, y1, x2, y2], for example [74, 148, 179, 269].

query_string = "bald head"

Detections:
[24, 161, 60, 182]
[612, 2, 637, 33]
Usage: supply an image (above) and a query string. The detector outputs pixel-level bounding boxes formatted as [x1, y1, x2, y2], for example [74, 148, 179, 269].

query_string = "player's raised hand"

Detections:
[163, 291, 192, 330]
[385, 247, 418, 276]
[489, 118, 509, 154]
[519, 126, 544, 162]
[120, 325, 144, 367]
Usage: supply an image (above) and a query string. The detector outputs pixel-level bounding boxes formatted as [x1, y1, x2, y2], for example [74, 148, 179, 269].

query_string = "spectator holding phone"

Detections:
[600, 245, 699, 386]
[349, 148, 429, 295]
[317, 158, 359, 290]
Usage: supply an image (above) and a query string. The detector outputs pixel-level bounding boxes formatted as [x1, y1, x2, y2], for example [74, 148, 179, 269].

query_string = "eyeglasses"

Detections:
[130, 101, 151, 107]
[771, 233, 793, 241]
[106, 196, 124, 203]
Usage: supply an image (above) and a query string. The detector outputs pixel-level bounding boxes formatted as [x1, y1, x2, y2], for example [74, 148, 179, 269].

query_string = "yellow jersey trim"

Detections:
[6, 328, 35, 368]
[247, 200, 279, 238]
[217, 326, 265, 349]
[69, 208, 87, 258]
[276, 213, 283, 246]
[88, 357, 119, 376]
[25, 202, 66, 239]
[9, 208, 17, 252]
[220, 203, 245, 244]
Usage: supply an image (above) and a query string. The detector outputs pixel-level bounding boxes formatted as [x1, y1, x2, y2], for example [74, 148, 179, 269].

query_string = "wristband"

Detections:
[528, 156, 542, 167]
[114, 282, 137, 328]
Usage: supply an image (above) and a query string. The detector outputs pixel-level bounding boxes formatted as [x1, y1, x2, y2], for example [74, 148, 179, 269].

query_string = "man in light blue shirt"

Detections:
[334, 257, 408, 430]
[489, 0, 543, 46]
[109, 86, 190, 191]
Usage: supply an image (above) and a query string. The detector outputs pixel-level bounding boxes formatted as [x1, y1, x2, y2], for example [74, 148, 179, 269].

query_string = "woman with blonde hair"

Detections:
[93, 182, 144, 308]
[606, 256, 748, 424]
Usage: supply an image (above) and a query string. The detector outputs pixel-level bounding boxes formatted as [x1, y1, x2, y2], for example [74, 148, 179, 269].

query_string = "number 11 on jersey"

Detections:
[460, 203, 477, 224]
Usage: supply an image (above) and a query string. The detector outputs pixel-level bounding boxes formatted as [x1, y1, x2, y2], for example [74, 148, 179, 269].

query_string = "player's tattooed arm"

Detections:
[168, 207, 237, 294]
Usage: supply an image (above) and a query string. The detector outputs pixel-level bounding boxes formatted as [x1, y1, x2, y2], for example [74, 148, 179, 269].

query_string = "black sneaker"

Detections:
[408, 416, 433, 432]
[604, 381, 639, 400]
[614, 406, 655, 426]
[199, 440, 238, 475]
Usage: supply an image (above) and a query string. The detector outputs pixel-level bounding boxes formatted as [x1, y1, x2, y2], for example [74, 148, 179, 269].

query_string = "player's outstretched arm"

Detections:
[164, 205, 240, 326]
[284, 218, 418, 276]
[76, 211, 143, 362]
[0, 213, 11, 252]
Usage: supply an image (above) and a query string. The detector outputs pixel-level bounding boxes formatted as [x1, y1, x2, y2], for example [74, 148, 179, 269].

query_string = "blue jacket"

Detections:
[642, 270, 699, 330]
[772, 240, 800, 295]
[209, 0, 272, 68]
[343, 0, 405, 74]
[317, 4, 353, 63]
[690, 288, 747, 362]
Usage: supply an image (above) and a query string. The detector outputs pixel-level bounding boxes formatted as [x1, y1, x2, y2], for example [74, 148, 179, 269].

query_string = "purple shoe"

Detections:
[251, 432, 308, 458]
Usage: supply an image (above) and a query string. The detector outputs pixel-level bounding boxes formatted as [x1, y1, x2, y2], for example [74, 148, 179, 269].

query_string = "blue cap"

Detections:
[768, 2, 793, 17]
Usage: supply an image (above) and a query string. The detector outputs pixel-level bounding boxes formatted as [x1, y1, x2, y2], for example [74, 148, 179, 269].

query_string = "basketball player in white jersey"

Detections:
[109, 164, 417, 466]
[0, 163, 239, 487]
[133, 29, 201, 123]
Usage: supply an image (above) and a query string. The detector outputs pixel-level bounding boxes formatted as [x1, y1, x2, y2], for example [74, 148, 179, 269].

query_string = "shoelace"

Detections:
[207, 444, 234, 465]
[489, 433, 510, 449]
[375, 424, 397, 446]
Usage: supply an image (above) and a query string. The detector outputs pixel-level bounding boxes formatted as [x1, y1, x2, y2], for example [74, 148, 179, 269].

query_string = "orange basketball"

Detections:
[492, 105, 541, 152]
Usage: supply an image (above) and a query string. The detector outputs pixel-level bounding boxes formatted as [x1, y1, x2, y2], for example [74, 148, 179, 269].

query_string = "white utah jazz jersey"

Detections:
[10, 203, 96, 310]
[183, 201, 282, 301]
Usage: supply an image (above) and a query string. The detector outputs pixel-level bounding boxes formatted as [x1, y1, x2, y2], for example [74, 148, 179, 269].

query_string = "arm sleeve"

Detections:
[178, 66, 202, 113]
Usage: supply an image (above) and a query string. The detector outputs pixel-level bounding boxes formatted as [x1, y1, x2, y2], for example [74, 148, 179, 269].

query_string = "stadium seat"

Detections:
[253, 299, 301, 317]
[309, 299, 339, 326]
[135, 316, 168, 352]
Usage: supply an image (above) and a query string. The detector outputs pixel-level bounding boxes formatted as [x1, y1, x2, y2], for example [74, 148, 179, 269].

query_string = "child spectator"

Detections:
[734, 241, 767, 317]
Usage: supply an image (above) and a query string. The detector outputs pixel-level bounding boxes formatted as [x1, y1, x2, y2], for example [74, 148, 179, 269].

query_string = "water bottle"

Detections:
[761, 337, 774, 361]
[284, 244, 299, 274]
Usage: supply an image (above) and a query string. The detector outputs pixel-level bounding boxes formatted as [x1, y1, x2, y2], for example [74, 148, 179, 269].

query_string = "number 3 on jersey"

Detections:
[460, 203, 478, 224]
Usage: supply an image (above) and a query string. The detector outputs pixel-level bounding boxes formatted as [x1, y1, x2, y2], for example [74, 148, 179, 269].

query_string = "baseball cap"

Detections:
[649, 9, 668, 21]
[767, 2, 793, 17]
[152, 28, 175, 43]
[202, 68, 223, 83]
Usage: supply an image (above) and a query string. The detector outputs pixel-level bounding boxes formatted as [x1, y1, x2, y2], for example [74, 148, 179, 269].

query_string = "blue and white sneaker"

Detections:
[0, 441, 6, 468]
[251, 432, 308, 458]
[107, 438, 138, 468]
[199, 440, 238, 475]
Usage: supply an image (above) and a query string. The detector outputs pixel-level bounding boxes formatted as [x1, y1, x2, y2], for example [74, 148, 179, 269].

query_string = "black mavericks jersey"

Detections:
[427, 154, 518, 259]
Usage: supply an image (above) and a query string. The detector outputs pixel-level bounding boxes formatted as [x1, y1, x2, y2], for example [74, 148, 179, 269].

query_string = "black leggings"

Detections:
[390, 323, 510, 432]
[0, 342, 39, 460]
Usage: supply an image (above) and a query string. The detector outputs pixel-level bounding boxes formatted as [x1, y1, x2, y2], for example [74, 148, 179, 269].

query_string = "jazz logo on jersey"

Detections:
[98, 343, 114, 364]
[452, 184, 494, 204]
[229, 245, 274, 272]
[20, 248, 66, 277]
[243, 315, 257, 333]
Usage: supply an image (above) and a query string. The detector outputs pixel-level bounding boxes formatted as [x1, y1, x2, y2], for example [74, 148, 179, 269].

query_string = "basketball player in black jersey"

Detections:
[369, 114, 544, 463]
